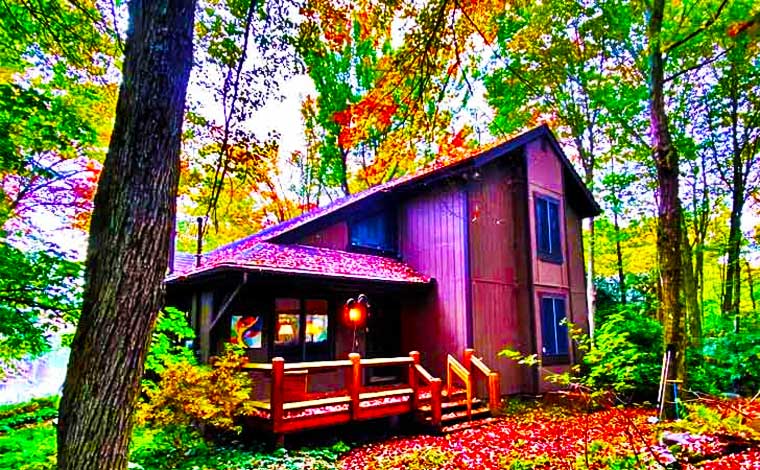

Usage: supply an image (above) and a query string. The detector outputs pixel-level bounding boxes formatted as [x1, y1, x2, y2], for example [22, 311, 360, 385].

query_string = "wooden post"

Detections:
[430, 378, 443, 428]
[349, 353, 361, 420]
[409, 351, 420, 410]
[271, 357, 285, 440]
[463, 348, 474, 372]
[488, 372, 501, 413]
[463, 348, 474, 401]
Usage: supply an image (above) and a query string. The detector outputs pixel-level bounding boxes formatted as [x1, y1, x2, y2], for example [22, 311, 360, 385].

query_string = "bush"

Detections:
[0, 396, 59, 433]
[688, 314, 760, 395]
[0, 423, 56, 470]
[143, 306, 196, 387]
[580, 304, 663, 401]
[137, 347, 257, 433]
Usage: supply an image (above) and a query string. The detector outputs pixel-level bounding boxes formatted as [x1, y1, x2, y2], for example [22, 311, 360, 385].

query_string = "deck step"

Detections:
[417, 397, 483, 413]
[441, 416, 499, 434]
[424, 406, 491, 424]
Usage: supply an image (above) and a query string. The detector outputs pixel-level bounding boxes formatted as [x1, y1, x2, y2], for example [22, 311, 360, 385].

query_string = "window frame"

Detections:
[272, 298, 332, 362]
[539, 295, 570, 365]
[534, 194, 563, 264]
[348, 209, 398, 257]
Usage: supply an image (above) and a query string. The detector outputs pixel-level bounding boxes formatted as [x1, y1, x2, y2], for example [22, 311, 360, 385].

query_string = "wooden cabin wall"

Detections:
[525, 137, 587, 391]
[296, 222, 348, 250]
[468, 160, 535, 395]
[398, 184, 468, 378]
[565, 203, 589, 336]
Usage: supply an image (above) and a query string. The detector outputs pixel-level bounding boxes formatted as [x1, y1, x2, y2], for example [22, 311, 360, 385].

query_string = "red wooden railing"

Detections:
[463, 348, 501, 413]
[241, 348, 500, 441]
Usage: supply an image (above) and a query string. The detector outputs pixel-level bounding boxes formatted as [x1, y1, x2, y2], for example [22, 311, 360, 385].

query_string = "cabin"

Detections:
[165, 125, 600, 438]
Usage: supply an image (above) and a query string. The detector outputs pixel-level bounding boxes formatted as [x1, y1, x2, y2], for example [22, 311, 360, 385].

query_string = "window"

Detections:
[534, 195, 562, 263]
[541, 296, 569, 361]
[274, 298, 330, 361]
[349, 211, 396, 255]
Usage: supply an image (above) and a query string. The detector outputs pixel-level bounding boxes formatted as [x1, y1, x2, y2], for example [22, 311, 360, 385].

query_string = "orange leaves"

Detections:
[333, 91, 399, 150]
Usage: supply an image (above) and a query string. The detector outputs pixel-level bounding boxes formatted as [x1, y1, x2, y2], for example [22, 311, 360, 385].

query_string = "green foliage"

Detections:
[688, 313, 760, 395]
[0, 241, 82, 375]
[143, 307, 196, 379]
[0, 423, 56, 470]
[0, 396, 59, 433]
[138, 347, 256, 433]
[580, 305, 663, 400]
[365, 447, 455, 470]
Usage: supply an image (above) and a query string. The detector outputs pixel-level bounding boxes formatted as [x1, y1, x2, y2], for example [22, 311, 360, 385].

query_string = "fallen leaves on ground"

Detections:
[339, 401, 760, 470]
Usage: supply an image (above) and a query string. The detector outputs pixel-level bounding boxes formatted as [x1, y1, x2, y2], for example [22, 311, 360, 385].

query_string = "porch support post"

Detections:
[271, 357, 285, 439]
[430, 378, 442, 428]
[199, 291, 213, 363]
[349, 353, 361, 420]
[409, 351, 420, 409]
[488, 371, 501, 413]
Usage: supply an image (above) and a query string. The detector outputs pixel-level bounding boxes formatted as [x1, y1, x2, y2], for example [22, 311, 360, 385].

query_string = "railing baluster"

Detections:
[430, 378, 442, 427]
[409, 351, 420, 410]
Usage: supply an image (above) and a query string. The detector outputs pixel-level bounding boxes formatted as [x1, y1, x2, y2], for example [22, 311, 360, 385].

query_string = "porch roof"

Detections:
[167, 242, 432, 285]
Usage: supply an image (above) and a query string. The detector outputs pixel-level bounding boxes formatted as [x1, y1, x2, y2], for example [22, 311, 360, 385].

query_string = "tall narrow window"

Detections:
[541, 296, 569, 361]
[535, 195, 562, 263]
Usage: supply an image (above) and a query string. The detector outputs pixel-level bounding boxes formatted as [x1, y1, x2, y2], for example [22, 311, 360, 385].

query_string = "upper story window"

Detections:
[540, 296, 569, 363]
[349, 211, 396, 255]
[534, 195, 563, 263]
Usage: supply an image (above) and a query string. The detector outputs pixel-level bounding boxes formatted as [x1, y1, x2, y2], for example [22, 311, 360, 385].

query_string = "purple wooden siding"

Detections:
[297, 222, 348, 250]
[398, 185, 468, 378]
[565, 204, 589, 334]
[468, 163, 534, 395]
[525, 137, 590, 391]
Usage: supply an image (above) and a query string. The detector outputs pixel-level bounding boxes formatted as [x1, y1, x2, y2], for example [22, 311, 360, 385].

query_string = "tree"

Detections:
[57, 1, 196, 469]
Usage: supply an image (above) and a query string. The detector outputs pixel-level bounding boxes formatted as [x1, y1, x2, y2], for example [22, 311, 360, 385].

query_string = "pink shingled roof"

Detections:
[169, 242, 431, 284]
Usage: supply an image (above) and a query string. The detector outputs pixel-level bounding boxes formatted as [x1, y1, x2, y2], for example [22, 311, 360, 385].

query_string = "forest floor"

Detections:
[338, 398, 760, 470]
[2, 396, 759, 469]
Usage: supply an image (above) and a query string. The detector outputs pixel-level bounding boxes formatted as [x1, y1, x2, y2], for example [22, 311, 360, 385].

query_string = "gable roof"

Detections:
[169, 125, 600, 281]
[207, 125, 598, 253]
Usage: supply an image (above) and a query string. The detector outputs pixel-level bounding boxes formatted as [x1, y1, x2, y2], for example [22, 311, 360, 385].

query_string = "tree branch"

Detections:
[663, 0, 729, 55]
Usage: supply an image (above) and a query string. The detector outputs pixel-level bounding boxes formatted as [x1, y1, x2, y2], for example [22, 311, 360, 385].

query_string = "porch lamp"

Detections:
[343, 294, 370, 353]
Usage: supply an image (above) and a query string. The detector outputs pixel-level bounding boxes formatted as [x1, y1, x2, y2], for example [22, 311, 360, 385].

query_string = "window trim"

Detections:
[272, 298, 332, 362]
[534, 193, 563, 264]
[539, 294, 570, 365]
[348, 209, 398, 257]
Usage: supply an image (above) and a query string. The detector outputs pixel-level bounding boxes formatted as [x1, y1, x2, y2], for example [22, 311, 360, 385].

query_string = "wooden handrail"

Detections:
[284, 359, 352, 371]
[414, 364, 436, 384]
[447, 354, 472, 420]
[463, 348, 501, 414]
[470, 356, 492, 376]
[360, 356, 413, 366]
[242, 362, 273, 370]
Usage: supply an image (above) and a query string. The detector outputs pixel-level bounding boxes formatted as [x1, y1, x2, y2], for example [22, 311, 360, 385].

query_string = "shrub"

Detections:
[143, 306, 196, 386]
[0, 396, 59, 433]
[137, 347, 257, 433]
[0, 423, 56, 470]
[580, 305, 663, 401]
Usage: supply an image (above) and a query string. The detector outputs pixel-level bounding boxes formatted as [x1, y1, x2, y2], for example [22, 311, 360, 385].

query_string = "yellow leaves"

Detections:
[138, 348, 254, 433]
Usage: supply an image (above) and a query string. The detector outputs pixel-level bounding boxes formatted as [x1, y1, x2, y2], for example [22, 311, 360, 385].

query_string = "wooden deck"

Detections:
[240, 349, 501, 443]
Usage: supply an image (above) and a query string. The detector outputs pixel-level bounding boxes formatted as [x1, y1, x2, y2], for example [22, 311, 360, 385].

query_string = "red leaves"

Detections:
[334, 93, 399, 150]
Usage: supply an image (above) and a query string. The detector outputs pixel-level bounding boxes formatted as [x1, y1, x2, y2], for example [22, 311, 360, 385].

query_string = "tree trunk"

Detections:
[746, 260, 756, 311]
[722, 167, 744, 317]
[682, 228, 701, 346]
[614, 210, 626, 304]
[57, 1, 195, 469]
[648, 0, 685, 420]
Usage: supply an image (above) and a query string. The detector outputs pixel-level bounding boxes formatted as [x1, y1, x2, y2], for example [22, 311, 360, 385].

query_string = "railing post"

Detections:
[463, 348, 474, 372]
[488, 371, 501, 413]
[271, 357, 285, 436]
[349, 353, 361, 420]
[446, 356, 453, 396]
[409, 351, 420, 409]
[430, 378, 443, 428]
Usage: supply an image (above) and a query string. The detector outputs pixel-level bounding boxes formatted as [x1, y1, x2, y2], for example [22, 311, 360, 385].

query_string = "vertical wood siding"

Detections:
[468, 161, 534, 394]
[297, 222, 349, 250]
[398, 184, 468, 378]
[525, 137, 590, 392]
